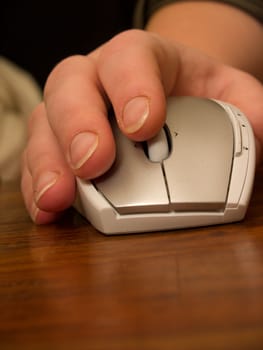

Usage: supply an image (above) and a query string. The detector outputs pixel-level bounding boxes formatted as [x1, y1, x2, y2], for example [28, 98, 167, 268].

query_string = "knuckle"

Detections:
[43, 55, 86, 98]
[110, 29, 146, 46]
[99, 29, 147, 59]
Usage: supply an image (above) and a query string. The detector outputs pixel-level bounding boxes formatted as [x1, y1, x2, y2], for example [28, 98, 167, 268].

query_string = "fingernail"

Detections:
[122, 96, 149, 133]
[69, 132, 99, 169]
[35, 171, 59, 203]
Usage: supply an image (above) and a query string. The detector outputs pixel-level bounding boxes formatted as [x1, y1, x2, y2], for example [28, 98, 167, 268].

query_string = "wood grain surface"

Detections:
[0, 168, 263, 350]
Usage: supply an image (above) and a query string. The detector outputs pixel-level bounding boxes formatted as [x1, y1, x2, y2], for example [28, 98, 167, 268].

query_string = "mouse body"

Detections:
[75, 96, 256, 234]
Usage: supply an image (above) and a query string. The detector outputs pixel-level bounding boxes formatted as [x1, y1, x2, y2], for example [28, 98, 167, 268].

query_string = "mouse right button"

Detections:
[163, 97, 234, 211]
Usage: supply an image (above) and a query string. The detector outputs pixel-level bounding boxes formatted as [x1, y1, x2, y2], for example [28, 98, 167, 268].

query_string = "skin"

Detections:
[21, 1, 263, 224]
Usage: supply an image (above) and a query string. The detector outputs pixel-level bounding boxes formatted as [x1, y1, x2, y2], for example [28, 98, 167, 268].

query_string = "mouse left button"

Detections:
[93, 122, 170, 214]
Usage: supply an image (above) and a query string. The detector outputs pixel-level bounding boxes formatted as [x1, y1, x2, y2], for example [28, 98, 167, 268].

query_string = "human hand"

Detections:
[21, 29, 263, 224]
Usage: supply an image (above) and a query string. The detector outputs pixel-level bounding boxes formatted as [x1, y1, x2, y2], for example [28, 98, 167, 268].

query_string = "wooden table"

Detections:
[1, 169, 263, 350]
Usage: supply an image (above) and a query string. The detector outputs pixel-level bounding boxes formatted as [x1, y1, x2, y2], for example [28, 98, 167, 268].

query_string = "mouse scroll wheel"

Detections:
[145, 126, 171, 162]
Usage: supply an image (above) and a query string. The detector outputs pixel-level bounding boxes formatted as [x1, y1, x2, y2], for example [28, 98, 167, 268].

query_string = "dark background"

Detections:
[2, 0, 136, 86]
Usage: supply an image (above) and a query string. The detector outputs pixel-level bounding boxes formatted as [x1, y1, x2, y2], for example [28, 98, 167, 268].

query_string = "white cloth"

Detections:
[0, 56, 42, 181]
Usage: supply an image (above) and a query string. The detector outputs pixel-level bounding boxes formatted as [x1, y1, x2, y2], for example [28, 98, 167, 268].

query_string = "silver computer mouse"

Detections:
[75, 96, 256, 234]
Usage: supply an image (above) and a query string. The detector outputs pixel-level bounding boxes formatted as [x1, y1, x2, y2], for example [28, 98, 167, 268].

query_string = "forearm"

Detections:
[146, 1, 263, 81]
